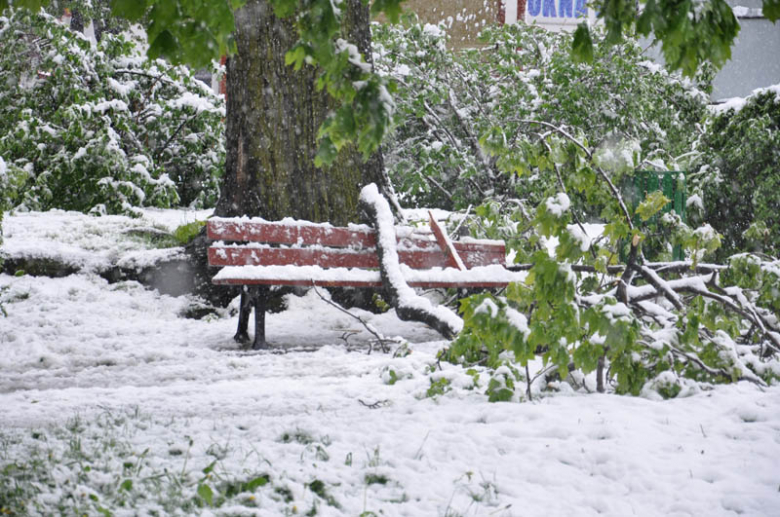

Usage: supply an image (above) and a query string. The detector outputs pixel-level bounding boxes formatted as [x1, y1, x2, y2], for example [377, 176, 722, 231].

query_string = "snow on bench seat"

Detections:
[212, 264, 526, 289]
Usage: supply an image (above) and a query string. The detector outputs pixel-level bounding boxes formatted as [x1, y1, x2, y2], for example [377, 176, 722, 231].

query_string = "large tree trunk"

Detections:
[190, 0, 386, 308]
[214, 0, 384, 224]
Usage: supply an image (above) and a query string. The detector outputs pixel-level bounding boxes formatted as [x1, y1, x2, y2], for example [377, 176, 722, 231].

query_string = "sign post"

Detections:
[525, 0, 597, 31]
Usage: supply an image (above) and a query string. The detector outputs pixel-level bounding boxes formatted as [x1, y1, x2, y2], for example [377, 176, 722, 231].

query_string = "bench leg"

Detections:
[233, 290, 252, 345]
[251, 287, 269, 350]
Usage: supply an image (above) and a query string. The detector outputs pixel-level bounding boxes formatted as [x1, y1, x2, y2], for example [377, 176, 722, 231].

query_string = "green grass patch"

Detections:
[365, 473, 390, 485]
[0, 410, 296, 515]
[173, 220, 207, 246]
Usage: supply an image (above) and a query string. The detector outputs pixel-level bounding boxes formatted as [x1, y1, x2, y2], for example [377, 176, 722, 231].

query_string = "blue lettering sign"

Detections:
[575, 0, 588, 17]
[559, 0, 573, 17]
[528, 0, 542, 16]
[543, 0, 557, 17]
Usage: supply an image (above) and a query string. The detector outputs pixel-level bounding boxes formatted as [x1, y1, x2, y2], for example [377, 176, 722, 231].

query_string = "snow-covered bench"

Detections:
[207, 215, 520, 349]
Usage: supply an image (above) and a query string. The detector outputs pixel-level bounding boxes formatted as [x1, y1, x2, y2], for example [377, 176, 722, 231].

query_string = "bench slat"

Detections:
[209, 220, 375, 248]
[213, 278, 513, 288]
[207, 220, 505, 255]
[208, 246, 504, 270]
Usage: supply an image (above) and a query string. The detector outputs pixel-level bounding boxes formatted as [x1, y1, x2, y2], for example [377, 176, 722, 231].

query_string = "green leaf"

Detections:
[149, 1, 178, 27]
[198, 483, 214, 506]
[111, 0, 149, 21]
[10, 0, 47, 10]
[314, 136, 338, 167]
[764, 0, 780, 21]
[243, 475, 270, 491]
[285, 45, 308, 71]
[636, 191, 670, 221]
[270, 0, 298, 18]
[148, 30, 178, 61]
[571, 24, 594, 63]
[371, 0, 404, 23]
[120, 479, 133, 491]
[202, 460, 217, 475]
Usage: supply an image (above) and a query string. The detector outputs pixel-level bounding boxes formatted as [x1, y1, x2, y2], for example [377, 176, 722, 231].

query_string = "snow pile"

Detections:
[712, 82, 780, 114]
[0, 209, 209, 273]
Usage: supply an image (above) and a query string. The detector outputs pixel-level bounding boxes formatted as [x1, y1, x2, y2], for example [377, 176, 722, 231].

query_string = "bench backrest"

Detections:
[207, 218, 505, 270]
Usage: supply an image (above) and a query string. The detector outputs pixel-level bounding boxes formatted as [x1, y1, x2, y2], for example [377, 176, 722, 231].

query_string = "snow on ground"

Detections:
[1, 208, 211, 273]
[1, 210, 780, 516]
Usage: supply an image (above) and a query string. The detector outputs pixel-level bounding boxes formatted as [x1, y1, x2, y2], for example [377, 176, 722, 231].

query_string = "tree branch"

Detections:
[359, 183, 463, 339]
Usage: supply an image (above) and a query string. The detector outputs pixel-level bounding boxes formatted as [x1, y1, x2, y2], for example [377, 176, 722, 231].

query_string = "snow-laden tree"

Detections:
[694, 87, 780, 259]
[371, 21, 780, 400]
[0, 8, 225, 215]
[375, 20, 708, 212]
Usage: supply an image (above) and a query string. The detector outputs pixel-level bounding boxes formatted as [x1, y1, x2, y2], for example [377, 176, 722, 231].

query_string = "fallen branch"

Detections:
[359, 183, 463, 339]
[358, 399, 390, 409]
[633, 264, 684, 311]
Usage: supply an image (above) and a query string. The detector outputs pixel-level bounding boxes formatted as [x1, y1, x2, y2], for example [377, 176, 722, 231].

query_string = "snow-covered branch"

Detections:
[359, 183, 463, 339]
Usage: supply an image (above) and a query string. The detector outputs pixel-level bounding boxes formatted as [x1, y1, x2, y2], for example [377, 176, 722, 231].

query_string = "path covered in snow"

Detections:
[1, 210, 779, 516]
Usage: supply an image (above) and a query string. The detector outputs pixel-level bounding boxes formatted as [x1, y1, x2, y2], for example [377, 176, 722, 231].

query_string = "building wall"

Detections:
[392, 0, 525, 47]
[712, 1, 780, 99]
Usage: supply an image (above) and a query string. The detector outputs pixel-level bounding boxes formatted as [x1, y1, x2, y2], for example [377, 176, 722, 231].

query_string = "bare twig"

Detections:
[447, 89, 493, 176]
[451, 204, 472, 237]
[423, 175, 454, 203]
[153, 113, 197, 160]
[358, 399, 390, 409]
[310, 285, 395, 353]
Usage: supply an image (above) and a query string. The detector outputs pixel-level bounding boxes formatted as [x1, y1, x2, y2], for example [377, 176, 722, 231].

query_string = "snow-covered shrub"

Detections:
[373, 20, 708, 213]
[696, 86, 780, 258]
[373, 21, 780, 399]
[445, 250, 780, 400]
[0, 8, 225, 216]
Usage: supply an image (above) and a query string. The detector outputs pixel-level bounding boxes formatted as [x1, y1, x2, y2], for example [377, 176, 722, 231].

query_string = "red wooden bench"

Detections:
[207, 216, 522, 348]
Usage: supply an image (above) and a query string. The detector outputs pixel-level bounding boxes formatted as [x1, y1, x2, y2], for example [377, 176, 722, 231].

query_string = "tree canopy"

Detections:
[1, 0, 777, 163]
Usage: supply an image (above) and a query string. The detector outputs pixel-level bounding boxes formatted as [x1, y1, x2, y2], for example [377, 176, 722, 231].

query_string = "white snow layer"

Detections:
[545, 192, 571, 217]
[0, 209, 210, 272]
[712, 82, 780, 114]
[1, 209, 780, 516]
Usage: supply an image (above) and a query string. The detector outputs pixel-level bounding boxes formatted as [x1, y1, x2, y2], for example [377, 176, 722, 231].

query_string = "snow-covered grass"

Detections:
[1, 210, 780, 516]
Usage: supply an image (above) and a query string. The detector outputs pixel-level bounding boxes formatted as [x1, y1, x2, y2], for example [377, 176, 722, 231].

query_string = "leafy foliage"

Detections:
[372, 23, 780, 400]
[375, 20, 708, 213]
[445, 222, 779, 399]
[5, 0, 774, 170]
[0, 8, 225, 215]
[696, 88, 780, 258]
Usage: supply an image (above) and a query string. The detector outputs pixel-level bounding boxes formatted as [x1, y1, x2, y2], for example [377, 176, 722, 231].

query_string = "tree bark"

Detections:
[191, 0, 389, 310]
[214, 0, 385, 225]
[69, 8, 84, 33]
